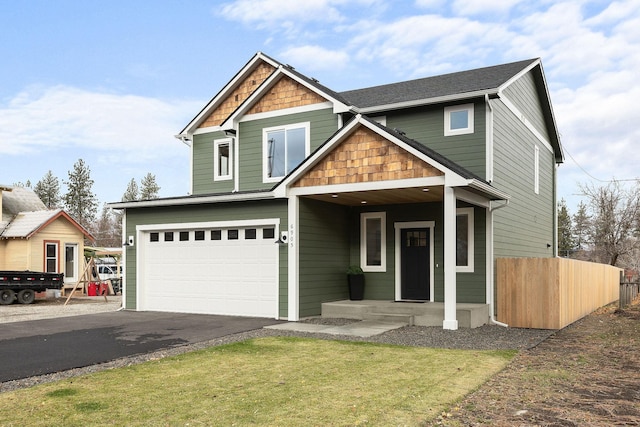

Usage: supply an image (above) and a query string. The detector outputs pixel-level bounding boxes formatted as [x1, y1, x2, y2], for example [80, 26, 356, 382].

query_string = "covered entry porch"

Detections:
[321, 299, 490, 328]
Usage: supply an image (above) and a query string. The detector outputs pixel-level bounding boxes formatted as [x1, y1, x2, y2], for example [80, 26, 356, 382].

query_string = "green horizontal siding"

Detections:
[385, 100, 486, 178]
[492, 100, 555, 259]
[298, 198, 350, 317]
[502, 71, 551, 143]
[192, 131, 235, 195]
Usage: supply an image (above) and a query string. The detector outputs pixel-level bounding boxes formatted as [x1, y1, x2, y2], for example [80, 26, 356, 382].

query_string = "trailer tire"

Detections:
[0, 289, 15, 305]
[17, 289, 36, 304]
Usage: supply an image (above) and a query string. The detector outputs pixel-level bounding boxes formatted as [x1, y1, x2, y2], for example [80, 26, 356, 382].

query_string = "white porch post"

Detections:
[443, 186, 458, 330]
[287, 195, 299, 321]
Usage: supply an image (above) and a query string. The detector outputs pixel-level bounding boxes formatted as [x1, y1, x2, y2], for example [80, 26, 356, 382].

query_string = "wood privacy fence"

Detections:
[619, 277, 639, 309]
[497, 257, 621, 329]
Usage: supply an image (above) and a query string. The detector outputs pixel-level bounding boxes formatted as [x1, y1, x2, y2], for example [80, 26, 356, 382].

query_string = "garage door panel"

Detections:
[139, 226, 278, 318]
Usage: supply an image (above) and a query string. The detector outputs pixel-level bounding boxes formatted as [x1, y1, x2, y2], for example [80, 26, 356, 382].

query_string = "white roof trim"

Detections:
[179, 52, 280, 136]
[356, 89, 496, 114]
[108, 191, 277, 209]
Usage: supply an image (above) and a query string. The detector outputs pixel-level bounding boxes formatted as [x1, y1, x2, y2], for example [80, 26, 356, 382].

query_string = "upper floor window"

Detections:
[444, 104, 474, 136]
[214, 138, 232, 181]
[534, 145, 540, 195]
[263, 122, 310, 182]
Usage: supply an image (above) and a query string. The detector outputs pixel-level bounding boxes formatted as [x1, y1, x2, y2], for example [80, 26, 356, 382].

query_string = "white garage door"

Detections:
[139, 224, 279, 318]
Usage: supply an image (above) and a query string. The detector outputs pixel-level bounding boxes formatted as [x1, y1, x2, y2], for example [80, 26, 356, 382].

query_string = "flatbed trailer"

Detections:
[0, 271, 64, 305]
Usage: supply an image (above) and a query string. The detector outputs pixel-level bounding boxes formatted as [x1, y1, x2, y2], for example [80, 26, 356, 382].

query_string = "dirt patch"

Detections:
[438, 300, 640, 426]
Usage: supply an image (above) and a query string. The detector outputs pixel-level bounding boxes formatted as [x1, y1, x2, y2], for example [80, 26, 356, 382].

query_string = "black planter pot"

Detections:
[347, 274, 365, 300]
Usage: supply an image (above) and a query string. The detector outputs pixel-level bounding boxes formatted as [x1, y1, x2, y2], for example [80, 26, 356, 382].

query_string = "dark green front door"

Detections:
[400, 228, 430, 300]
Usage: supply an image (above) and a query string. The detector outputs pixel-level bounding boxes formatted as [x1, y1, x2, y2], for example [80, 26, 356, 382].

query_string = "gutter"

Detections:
[489, 199, 510, 327]
[108, 191, 277, 210]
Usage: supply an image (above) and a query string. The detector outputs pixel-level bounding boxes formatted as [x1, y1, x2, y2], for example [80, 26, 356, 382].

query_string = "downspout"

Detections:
[489, 199, 509, 327]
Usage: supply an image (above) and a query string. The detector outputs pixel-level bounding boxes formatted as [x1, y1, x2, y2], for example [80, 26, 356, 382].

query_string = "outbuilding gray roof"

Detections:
[1, 187, 46, 223]
[340, 59, 538, 109]
[0, 209, 63, 238]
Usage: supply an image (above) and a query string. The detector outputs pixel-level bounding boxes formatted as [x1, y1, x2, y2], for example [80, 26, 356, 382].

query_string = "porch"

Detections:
[320, 300, 490, 328]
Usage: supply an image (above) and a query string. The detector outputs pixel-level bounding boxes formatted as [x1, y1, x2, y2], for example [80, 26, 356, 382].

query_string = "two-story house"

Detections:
[111, 52, 563, 329]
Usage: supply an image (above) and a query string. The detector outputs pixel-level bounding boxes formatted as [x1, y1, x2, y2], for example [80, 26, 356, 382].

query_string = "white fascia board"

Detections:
[357, 89, 496, 114]
[193, 125, 222, 135]
[180, 53, 280, 135]
[108, 191, 276, 209]
[288, 176, 446, 197]
[498, 95, 554, 154]
[239, 102, 333, 123]
[498, 59, 540, 91]
[454, 188, 491, 208]
[466, 179, 510, 201]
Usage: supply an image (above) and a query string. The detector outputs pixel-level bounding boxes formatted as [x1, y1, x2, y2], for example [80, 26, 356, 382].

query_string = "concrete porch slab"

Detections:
[264, 320, 407, 337]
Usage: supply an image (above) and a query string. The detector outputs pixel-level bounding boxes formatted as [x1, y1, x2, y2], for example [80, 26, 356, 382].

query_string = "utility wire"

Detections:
[564, 146, 640, 183]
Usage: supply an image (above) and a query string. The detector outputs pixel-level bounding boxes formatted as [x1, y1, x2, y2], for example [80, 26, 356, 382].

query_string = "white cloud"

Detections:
[452, 0, 525, 15]
[218, 0, 345, 28]
[0, 85, 198, 160]
[278, 45, 350, 72]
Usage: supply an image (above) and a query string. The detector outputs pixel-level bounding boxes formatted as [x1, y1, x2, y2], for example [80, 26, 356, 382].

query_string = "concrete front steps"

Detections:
[321, 300, 490, 328]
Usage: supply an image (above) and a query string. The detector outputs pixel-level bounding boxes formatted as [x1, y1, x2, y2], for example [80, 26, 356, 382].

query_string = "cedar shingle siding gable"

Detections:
[293, 126, 443, 187]
[198, 62, 276, 128]
[247, 77, 328, 114]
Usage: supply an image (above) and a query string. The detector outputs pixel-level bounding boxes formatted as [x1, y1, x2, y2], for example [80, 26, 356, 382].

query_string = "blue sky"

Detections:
[1, 0, 639, 214]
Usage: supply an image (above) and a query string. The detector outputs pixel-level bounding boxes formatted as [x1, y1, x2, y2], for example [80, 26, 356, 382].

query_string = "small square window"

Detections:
[194, 230, 205, 241]
[211, 230, 222, 240]
[245, 229, 257, 239]
[164, 232, 174, 242]
[150, 232, 159, 242]
[263, 228, 275, 239]
[228, 229, 239, 240]
[444, 104, 474, 136]
[179, 231, 189, 241]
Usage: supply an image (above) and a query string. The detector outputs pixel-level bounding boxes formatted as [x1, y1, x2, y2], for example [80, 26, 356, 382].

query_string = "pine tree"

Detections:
[34, 170, 61, 208]
[557, 199, 575, 257]
[122, 179, 139, 202]
[139, 173, 160, 200]
[572, 201, 590, 252]
[63, 159, 98, 229]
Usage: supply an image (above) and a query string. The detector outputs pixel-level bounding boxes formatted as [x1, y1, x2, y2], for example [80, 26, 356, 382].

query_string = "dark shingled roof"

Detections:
[340, 59, 538, 109]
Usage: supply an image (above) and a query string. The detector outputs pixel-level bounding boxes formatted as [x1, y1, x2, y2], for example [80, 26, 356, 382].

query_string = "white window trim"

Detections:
[262, 122, 310, 183]
[360, 212, 386, 272]
[534, 144, 540, 194]
[214, 138, 233, 181]
[456, 207, 474, 273]
[444, 103, 474, 136]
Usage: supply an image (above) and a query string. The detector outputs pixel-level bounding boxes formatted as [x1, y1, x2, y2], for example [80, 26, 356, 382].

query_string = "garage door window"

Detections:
[194, 230, 205, 241]
[164, 232, 174, 242]
[245, 228, 257, 239]
[150, 232, 159, 242]
[228, 229, 239, 240]
[179, 231, 189, 241]
[263, 228, 275, 239]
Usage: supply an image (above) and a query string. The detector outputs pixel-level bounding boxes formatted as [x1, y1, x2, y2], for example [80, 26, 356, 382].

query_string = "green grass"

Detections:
[0, 337, 515, 426]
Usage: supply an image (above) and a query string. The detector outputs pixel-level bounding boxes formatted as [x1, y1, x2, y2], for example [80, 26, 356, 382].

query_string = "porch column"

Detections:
[443, 186, 458, 330]
[287, 195, 299, 321]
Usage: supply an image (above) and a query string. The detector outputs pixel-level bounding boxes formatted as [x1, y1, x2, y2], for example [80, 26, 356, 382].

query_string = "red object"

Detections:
[88, 282, 97, 296]
[98, 283, 108, 296]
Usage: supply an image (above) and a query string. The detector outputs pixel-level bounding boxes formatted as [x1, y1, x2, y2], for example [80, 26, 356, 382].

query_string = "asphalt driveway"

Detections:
[0, 311, 281, 383]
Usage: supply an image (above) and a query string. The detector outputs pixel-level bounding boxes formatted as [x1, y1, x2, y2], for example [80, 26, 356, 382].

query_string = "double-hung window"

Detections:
[214, 138, 232, 181]
[44, 241, 58, 273]
[263, 122, 310, 182]
[456, 208, 474, 273]
[444, 104, 474, 136]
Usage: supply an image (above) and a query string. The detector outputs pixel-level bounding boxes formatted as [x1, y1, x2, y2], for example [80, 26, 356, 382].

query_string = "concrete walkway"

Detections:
[265, 320, 407, 337]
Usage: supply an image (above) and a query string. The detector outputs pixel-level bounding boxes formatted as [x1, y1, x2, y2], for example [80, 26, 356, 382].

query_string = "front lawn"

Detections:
[0, 337, 514, 426]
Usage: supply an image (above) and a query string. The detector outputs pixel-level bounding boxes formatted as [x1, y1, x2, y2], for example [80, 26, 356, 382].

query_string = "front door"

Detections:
[64, 244, 77, 283]
[400, 228, 430, 300]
